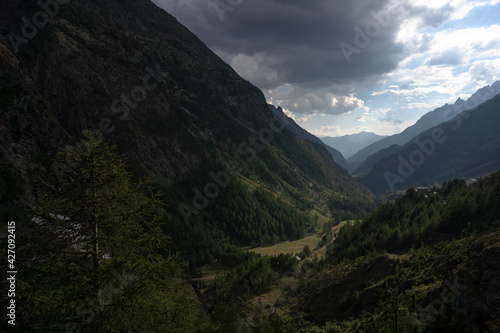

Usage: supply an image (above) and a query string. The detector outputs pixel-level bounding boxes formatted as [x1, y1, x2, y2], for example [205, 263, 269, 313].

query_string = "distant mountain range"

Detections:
[321, 132, 387, 160]
[348, 81, 500, 173]
[359, 92, 500, 193]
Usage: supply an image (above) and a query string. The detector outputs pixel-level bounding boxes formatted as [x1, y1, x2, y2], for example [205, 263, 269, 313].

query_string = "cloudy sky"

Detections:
[153, 0, 500, 137]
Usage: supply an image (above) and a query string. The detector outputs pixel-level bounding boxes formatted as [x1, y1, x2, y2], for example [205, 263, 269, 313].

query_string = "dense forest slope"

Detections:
[192, 168, 500, 332]
[284, 170, 500, 332]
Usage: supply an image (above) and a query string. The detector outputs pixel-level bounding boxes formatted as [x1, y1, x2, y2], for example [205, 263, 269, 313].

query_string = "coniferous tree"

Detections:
[19, 131, 213, 332]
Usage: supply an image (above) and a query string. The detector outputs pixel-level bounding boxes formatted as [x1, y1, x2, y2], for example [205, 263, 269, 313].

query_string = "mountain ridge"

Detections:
[321, 131, 387, 160]
[359, 92, 500, 193]
[348, 81, 500, 174]
[269, 105, 350, 172]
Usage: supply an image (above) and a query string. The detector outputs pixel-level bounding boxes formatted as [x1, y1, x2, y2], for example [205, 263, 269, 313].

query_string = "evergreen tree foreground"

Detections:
[13, 130, 214, 332]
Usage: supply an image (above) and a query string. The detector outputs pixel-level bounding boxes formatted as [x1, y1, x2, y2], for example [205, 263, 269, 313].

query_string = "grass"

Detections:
[196, 262, 228, 281]
[339, 219, 359, 225]
[248, 220, 361, 257]
[249, 234, 322, 256]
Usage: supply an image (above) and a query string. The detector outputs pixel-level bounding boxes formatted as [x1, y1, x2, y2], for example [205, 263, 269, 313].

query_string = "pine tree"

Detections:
[20, 131, 212, 332]
[303, 244, 312, 257]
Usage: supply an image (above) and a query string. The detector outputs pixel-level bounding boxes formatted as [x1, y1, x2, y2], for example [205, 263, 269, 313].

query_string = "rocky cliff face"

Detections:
[0, 0, 373, 225]
[1, 0, 266, 182]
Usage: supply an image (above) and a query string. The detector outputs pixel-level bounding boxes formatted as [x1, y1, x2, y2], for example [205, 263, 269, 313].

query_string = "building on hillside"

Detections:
[415, 186, 429, 194]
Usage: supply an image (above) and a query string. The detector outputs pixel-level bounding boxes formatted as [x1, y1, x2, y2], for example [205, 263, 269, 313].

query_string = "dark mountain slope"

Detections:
[269, 105, 350, 172]
[0, 0, 373, 258]
[353, 143, 405, 178]
[360, 93, 500, 193]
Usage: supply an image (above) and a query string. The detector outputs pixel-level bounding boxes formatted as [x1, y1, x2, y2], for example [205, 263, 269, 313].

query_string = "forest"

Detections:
[2, 132, 500, 332]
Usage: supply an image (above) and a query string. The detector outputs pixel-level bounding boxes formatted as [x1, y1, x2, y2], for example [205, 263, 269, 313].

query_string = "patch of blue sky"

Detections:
[275, 84, 290, 94]
[442, 3, 500, 31]
[452, 65, 471, 76]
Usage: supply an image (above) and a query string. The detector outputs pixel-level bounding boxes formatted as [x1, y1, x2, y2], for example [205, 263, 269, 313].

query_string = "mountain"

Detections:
[321, 132, 387, 160]
[352, 143, 406, 178]
[348, 81, 500, 173]
[0, 0, 373, 259]
[2, 2, 499, 332]
[359, 92, 500, 193]
[269, 105, 350, 171]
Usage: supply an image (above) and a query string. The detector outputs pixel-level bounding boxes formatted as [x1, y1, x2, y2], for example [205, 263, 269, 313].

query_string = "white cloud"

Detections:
[403, 0, 500, 21]
[265, 85, 366, 115]
[281, 108, 296, 120]
[371, 90, 389, 96]
[375, 24, 500, 120]
[356, 113, 375, 123]
[469, 60, 500, 84]
[430, 25, 500, 55]
[309, 125, 344, 137]
[315, 1, 500, 135]
[297, 112, 318, 123]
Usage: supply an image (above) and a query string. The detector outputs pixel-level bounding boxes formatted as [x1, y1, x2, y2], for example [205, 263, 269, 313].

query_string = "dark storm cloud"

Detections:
[152, 0, 460, 116]
[153, 0, 405, 89]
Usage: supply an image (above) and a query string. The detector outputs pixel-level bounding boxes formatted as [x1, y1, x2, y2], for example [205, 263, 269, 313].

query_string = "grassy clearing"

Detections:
[248, 220, 361, 257]
[339, 219, 360, 226]
[249, 234, 322, 256]
[193, 262, 228, 282]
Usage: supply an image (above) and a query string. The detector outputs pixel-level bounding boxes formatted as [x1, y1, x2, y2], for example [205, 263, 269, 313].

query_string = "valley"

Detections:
[0, 0, 499, 332]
